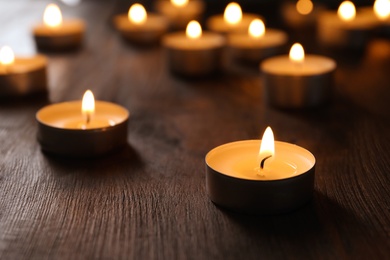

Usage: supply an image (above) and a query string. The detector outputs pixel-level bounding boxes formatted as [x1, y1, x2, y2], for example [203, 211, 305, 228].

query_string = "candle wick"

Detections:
[86, 113, 91, 125]
[260, 155, 272, 169]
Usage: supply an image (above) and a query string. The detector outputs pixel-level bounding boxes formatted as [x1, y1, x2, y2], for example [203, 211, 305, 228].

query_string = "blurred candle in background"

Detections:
[207, 2, 261, 34]
[281, 0, 324, 28]
[33, 3, 85, 50]
[0, 46, 47, 97]
[154, 0, 205, 30]
[261, 43, 336, 108]
[113, 3, 168, 45]
[317, 1, 379, 49]
[227, 18, 287, 64]
[163, 20, 225, 77]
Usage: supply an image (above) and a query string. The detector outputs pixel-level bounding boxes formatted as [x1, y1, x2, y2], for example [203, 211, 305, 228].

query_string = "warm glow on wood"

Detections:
[338, 1, 356, 21]
[128, 4, 147, 24]
[43, 4, 63, 28]
[224, 2, 242, 25]
[186, 20, 202, 39]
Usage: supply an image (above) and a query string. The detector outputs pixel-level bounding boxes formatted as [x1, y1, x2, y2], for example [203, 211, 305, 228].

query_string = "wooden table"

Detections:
[1, 1, 389, 259]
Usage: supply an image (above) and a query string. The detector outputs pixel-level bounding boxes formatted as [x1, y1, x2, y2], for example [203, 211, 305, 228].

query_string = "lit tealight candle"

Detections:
[260, 43, 336, 108]
[317, 1, 379, 49]
[207, 2, 262, 34]
[206, 127, 316, 214]
[0, 46, 47, 97]
[33, 3, 85, 50]
[359, 0, 390, 36]
[114, 3, 168, 45]
[162, 20, 226, 77]
[281, 0, 324, 28]
[154, 0, 205, 29]
[36, 90, 129, 157]
[227, 18, 288, 64]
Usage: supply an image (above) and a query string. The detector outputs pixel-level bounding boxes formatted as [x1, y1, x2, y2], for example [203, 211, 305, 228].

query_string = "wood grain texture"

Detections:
[0, 1, 389, 259]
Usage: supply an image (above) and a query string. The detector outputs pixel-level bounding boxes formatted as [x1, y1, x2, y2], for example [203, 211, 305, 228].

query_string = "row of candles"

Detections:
[0, 0, 386, 215]
[3, 0, 363, 103]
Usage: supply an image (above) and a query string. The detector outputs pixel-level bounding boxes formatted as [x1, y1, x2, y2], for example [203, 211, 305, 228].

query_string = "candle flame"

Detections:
[338, 1, 356, 21]
[224, 2, 242, 25]
[259, 127, 275, 164]
[43, 4, 63, 28]
[374, 0, 390, 20]
[248, 19, 265, 38]
[128, 3, 147, 24]
[186, 20, 202, 39]
[0, 46, 15, 66]
[82, 90, 95, 118]
[296, 0, 313, 15]
[171, 0, 188, 7]
[289, 43, 305, 63]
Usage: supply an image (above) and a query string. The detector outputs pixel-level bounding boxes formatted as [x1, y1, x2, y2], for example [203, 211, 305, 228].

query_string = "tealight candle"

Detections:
[36, 90, 129, 157]
[0, 46, 47, 97]
[207, 2, 262, 34]
[154, 0, 205, 29]
[162, 20, 226, 76]
[206, 127, 315, 215]
[114, 3, 169, 45]
[281, 0, 324, 28]
[261, 43, 336, 108]
[33, 4, 85, 50]
[227, 19, 288, 64]
[317, 1, 379, 49]
[360, 0, 390, 35]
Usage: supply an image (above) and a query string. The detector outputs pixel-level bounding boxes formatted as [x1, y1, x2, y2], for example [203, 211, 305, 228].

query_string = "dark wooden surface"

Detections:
[1, 1, 390, 259]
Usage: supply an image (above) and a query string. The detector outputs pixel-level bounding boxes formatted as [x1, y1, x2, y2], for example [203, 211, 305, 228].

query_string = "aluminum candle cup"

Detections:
[261, 48, 336, 108]
[206, 140, 316, 215]
[33, 20, 85, 50]
[0, 55, 47, 97]
[36, 101, 129, 157]
[154, 0, 205, 30]
[228, 29, 288, 64]
[114, 14, 169, 45]
[163, 31, 226, 77]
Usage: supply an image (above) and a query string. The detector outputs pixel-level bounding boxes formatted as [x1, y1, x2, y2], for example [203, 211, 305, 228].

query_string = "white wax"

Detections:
[163, 32, 225, 50]
[33, 19, 85, 36]
[261, 55, 336, 76]
[36, 101, 129, 130]
[228, 29, 287, 49]
[114, 14, 168, 32]
[0, 55, 47, 75]
[207, 13, 262, 34]
[206, 140, 315, 181]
